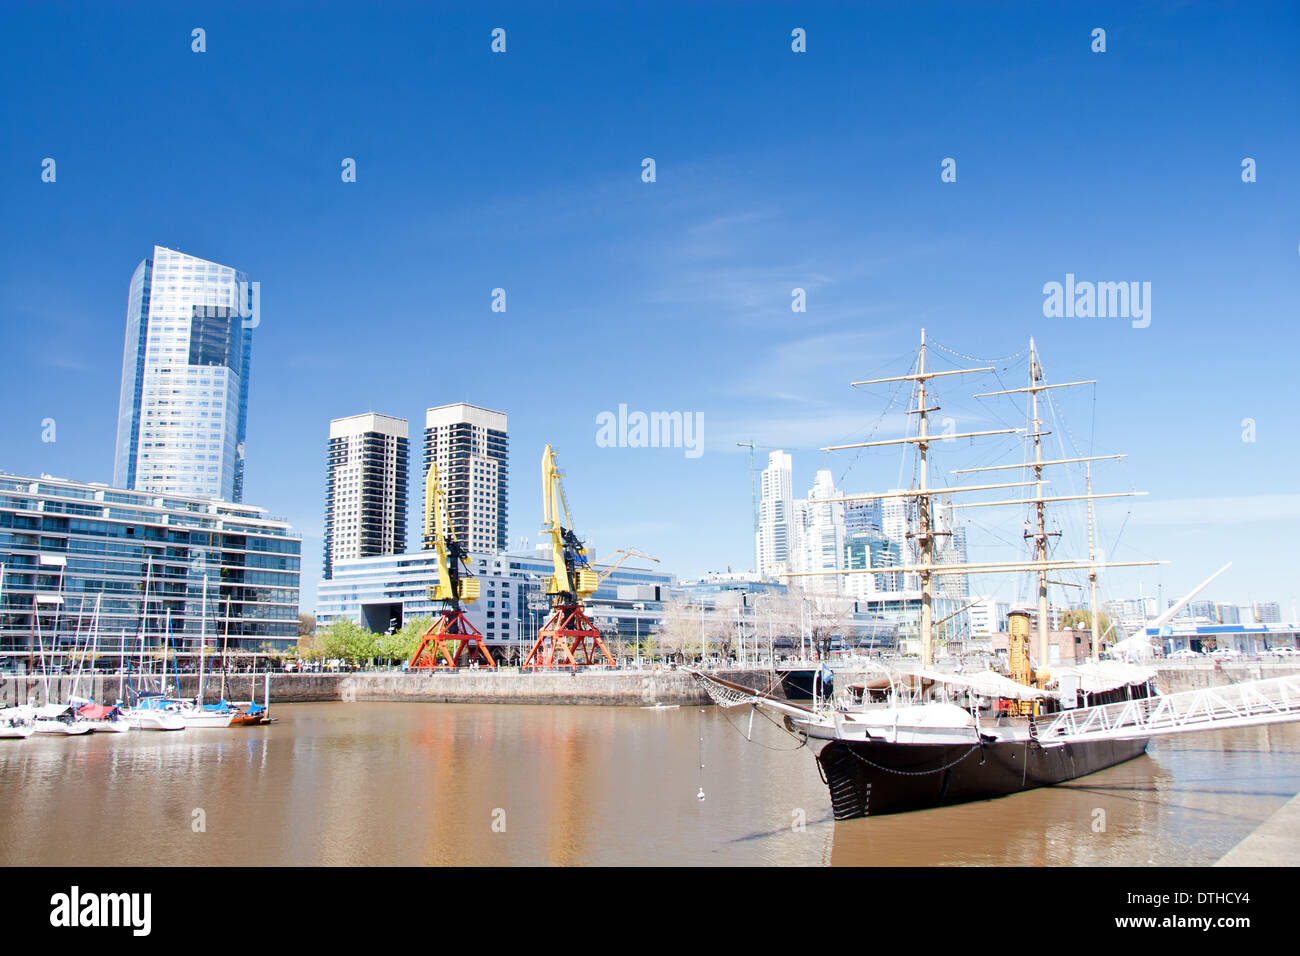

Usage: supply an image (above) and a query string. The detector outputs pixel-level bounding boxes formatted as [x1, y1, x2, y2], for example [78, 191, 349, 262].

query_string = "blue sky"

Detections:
[1, 1, 1297, 615]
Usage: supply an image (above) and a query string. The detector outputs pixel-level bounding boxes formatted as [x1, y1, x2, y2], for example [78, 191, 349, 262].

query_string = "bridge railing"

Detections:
[1039, 674, 1300, 742]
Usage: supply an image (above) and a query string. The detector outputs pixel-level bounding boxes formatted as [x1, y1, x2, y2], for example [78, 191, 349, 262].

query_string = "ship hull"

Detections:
[817, 735, 1149, 819]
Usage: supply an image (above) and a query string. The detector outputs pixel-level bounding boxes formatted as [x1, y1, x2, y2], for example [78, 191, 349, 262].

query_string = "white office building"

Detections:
[799, 468, 845, 594]
[113, 245, 255, 502]
[756, 451, 795, 577]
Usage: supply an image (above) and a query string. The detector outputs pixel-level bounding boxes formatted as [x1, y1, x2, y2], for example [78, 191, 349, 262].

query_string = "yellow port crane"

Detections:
[523, 444, 647, 668]
[408, 460, 495, 669]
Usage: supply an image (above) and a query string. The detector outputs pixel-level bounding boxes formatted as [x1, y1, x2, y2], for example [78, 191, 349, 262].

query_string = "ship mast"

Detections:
[788, 333, 1163, 674]
[1087, 462, 1100, 661]
[1029, 341, 1050, 668]
[821, 329, 1005, 666]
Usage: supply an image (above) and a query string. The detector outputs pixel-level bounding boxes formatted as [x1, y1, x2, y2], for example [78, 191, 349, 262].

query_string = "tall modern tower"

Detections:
[423, 403, 508, 554]
[323, 413, 410, 580]
[113, 245, 254, 501]
[756, 450, 794, 577]
[800, 468, 846, 594]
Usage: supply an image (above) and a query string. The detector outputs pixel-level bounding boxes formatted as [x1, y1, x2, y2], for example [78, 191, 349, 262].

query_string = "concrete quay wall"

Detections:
[1, 668, 784, 708]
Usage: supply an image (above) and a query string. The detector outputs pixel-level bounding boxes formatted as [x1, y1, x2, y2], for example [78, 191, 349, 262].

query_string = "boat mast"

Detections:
[198, 573, 207, 706]
[1087, 462, 1100, 661]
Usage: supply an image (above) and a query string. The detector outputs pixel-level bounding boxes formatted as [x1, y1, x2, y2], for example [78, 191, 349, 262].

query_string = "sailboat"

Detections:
[0, 707, 35, 739]
[121, 562, 186, 731]
[691, 331, 1300, 818]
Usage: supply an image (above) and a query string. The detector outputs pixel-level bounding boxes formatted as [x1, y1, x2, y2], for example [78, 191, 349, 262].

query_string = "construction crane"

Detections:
[408, 460, 495, 669]
[591, 547, 660, 586]
[522, 444, 618, 668]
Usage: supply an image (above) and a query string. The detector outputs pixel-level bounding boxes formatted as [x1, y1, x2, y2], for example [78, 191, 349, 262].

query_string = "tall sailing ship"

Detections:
[693, 331, 1300, 818]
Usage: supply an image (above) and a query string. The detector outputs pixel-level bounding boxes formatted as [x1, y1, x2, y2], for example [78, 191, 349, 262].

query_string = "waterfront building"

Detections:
[843, 529, 902, 599]
[323, 413, 409, 580]
[113, 245, 255, 502]
[316, 547, 672, 661]
[0, 472, 301, 654]
[799, 469, 845, 595]
[1253, 602, 1281, 624]
[1215, 603, 1242, 625]
[423, 404, 508, 554]
[933, 498, 970, 601]
[844, 499, 882, 535]
[671, 575, 897, 653]
[967, 596, 1010, 636]
[756, 451, 795, 577]
[880, 492, 921, 591]
[1157, 621, 1300, 655]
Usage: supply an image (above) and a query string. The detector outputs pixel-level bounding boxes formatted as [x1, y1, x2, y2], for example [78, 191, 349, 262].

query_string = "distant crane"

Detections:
[591, 547, 660, 586]
[522, 445, 639, 668]
[408, 460, 495, 669]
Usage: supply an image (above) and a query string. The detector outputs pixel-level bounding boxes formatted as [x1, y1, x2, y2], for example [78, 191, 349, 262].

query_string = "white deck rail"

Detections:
[1039, 674, 1300, 743]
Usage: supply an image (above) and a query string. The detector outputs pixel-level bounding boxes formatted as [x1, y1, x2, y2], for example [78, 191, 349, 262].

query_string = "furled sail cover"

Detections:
[1052, 661, 1157, 694]
[908, 668, 1048, 701]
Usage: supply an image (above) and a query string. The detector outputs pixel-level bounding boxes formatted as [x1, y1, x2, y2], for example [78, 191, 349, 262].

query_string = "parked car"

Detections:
[1270, 646, 1297, 657]
[1167, 648, 1201, 661]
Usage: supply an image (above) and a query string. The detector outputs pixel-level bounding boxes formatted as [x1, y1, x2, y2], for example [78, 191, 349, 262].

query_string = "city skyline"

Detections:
[2, 4, 1297, 614]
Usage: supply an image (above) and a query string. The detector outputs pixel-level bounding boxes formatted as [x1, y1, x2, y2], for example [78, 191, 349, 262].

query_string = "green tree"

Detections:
[319, 618, 379, 665]
[380, 616, 433, 665]
[1061, 609, 1112, 637]
[637, 635, 658, 664]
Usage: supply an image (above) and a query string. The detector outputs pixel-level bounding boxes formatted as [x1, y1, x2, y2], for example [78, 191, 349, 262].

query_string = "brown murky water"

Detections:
[1, 703, 1296, 866]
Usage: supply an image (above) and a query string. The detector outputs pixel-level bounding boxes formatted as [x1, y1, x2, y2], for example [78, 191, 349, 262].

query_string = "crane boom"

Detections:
[524, 444, 616, 668]
[408, 460, 492, 669]
[592, 547, 661, 586]
[424, 461, 479, 606]
[541, 444, 598, 602]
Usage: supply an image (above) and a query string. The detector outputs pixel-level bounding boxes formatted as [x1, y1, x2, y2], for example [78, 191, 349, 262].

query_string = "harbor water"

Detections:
[1, 702, 1296, 866]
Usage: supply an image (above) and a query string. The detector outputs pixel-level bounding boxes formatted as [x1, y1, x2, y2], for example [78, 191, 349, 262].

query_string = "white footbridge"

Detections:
[1038, 673, 1300, 744]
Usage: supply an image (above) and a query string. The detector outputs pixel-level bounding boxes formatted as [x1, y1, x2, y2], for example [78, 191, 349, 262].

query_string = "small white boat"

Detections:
[0, 707, 35, 739]
[67, 697, 131, 733]
[127, 693, 232, 729]
[177, 702, 235, 729]
[122, 693, 187, 731]
[123, 708, 186, 731]
[31, 703, 93, 736]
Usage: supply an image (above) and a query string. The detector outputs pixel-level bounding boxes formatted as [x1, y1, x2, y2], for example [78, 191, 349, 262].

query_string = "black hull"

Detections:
[817, 735, 1149, 819]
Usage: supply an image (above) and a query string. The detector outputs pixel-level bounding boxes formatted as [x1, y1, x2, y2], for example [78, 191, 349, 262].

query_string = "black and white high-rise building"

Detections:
[324, 413, 409, 580]
[422, 403, 508, 554]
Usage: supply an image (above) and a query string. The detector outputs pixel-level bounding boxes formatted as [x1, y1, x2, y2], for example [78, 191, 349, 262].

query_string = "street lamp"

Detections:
[633, 602, 644, 667]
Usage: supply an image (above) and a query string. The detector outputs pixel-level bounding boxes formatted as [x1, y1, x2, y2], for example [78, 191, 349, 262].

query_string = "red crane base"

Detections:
[522, 605, 615, 668]
[409, 611, 496, 669]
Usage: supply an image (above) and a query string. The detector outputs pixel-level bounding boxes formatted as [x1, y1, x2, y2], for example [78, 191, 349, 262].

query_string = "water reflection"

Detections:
[0, 706, 1293, 866]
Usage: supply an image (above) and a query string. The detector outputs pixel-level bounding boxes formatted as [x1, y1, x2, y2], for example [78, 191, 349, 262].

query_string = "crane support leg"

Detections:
[409, 611, 497, 669]
[522, 605, 616, 669]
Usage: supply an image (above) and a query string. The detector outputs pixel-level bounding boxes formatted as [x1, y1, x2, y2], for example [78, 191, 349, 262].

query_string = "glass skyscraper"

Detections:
[113, 245, 254, 502]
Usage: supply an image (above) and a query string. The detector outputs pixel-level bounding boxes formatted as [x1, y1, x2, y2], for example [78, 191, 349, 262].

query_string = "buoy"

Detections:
[697, 787, 705, 801]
